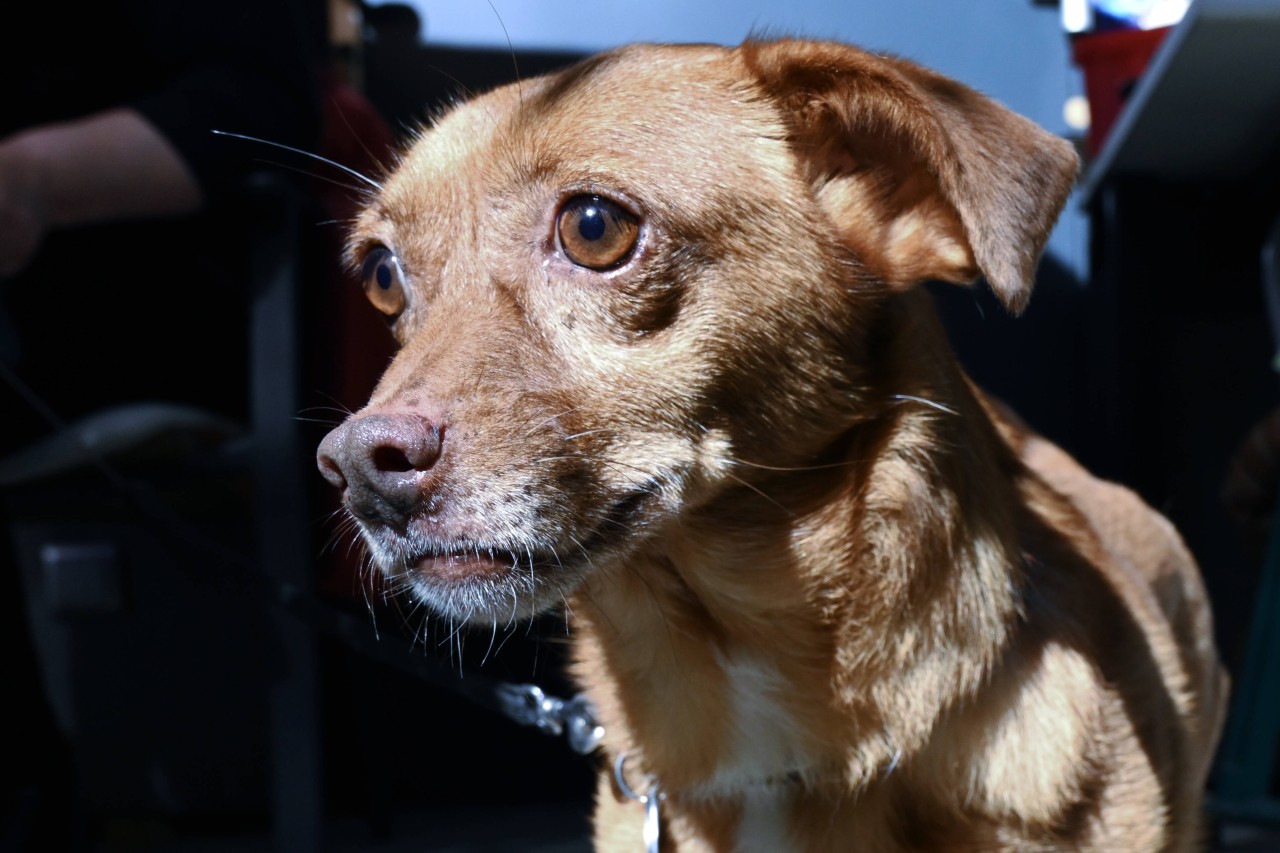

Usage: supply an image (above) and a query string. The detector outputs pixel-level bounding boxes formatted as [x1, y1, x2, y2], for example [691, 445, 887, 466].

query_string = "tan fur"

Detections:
[318, 38, 1228, 852]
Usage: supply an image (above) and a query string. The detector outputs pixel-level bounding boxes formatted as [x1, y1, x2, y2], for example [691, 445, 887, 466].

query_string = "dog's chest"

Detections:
[693, 654, 813, 852]
[708, 653, 813, 788]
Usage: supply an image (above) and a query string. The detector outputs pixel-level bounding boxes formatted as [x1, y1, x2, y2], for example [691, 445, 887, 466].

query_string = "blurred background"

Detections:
[2, 0, 1278, 850]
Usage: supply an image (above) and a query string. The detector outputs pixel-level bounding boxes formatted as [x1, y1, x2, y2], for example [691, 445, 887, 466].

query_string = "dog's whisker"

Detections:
[559, 589, 573, 636]
[342, 528, 365, 561]
[318, 519, 355, 556]
[424, 65, 477, 106]
[327, 97, 393, 183]
[712, 454, 862, 473]
[314, 218, 353, 228]
[457, 611, 473, 671]
[480, 616, 500, 667]
[506, 584, 521, 629]
[300, 403, 358, 418]
[439, 615, 455, 659]
[256, 158, 378, 198]
[484, 0, 523, 105]
[619, 556, 679, 663]
[324, 518, 359, 559]
[309, 394, 358, 418]
[494, 618, 520, 659]
[361, 578, 381, 642]
[525, 407, 584, 437]
[211, 129, 382, 189]
[721, 470, 794, 517]
[529, 453, 656, 487]
[576, 582, 622, 638]
[561, 428, 612, 442]
[890, 394, 959, 417]
[294, 415, 344, 426]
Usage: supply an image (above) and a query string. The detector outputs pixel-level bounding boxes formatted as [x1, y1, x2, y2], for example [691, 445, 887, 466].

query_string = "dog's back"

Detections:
[1004, 405, 1230, 799]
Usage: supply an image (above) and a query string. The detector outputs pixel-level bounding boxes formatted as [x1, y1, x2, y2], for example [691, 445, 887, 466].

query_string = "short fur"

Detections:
[317, 39, 1228, 852]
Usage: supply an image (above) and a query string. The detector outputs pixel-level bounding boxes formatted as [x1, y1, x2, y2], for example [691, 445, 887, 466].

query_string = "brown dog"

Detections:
[316, 38, 1228, 852]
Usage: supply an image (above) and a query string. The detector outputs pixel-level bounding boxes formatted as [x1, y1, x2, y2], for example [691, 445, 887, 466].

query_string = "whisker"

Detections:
[485, 0, 523, 105]
[424, 64, 477, 104]
[713, 455, 862, 473]
[327, 96, 391, 180]
[251, 158, 375, 197]
[890, 394, 958, 416]
[307, 394, 357, 418]
[298, 403, 356, 418]
[621, 558, 679, 661]
[531, 454, 650, 478]
[562, 428, 611, 441]
[211, 129, 382, 190]
[480, 617, 500, 667]
[723, 470, 793, 517]
[524, 407, 584, 437]
[361, 572, 381, 641]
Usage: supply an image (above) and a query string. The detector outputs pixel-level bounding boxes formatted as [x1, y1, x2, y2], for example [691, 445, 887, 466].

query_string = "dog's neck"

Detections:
[571, 291, 1027, 810]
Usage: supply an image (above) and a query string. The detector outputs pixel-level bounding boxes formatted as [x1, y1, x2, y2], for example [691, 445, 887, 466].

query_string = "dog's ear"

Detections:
[743, 39, 1078, 314]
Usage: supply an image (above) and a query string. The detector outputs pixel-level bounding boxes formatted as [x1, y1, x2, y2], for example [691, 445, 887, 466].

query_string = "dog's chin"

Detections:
[389, 547, 593, 626]
[353, 512, 623, 624]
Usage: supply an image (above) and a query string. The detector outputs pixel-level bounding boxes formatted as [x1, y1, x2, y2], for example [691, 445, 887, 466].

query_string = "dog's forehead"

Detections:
[528, 42, 740, 116]
[365, 44, 787, 229]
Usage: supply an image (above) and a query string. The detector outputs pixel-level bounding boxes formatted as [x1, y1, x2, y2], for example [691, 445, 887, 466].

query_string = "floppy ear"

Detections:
[742, 39, 1078, 314]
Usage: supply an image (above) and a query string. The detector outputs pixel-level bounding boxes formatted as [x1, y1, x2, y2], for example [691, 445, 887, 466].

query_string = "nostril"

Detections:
[317, 453, 348, 489]
[372, 444, 414, 474]
[373, 421, 443, 473]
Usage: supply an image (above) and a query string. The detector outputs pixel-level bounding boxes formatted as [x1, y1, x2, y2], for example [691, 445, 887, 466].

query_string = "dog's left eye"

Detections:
[359, 246, 407, 318]
[556, 195, 640, 270]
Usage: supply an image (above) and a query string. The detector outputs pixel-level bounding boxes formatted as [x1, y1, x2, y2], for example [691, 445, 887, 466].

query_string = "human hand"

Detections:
[0, 133, 48, 279]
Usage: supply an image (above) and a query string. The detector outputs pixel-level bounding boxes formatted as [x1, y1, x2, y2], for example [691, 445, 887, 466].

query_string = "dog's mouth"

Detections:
[408, 546, 566, 581]
[366, 487, 655, 624]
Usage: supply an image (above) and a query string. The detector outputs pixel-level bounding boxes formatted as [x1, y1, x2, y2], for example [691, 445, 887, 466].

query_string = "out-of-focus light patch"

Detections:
[1064, 0, 1093, 33]
[1091, 0, 1190, 29]
[1138, 0, 1190, 28]
[1063, 95, 1091, 131]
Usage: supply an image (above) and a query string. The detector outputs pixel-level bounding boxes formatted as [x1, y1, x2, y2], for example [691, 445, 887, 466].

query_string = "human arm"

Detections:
[0, 108, 202, 277]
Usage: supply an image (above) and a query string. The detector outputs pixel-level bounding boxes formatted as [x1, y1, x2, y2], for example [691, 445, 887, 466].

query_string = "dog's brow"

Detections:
[528, 51, 620, 114]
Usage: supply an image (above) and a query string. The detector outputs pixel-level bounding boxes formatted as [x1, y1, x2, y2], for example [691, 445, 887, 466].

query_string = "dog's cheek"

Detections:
[596, 243, 704, 337]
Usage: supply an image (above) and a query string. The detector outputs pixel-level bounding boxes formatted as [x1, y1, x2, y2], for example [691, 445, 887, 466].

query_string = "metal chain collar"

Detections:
[493, 682, 605, 755]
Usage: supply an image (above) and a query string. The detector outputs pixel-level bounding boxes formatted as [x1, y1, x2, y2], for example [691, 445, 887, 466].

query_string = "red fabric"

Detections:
[1071, 27, 1171, 156]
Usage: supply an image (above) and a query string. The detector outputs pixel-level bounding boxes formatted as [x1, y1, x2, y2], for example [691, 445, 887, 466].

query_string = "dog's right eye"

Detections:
[359, 246, 407, 318]
[556, 195, 640, 270]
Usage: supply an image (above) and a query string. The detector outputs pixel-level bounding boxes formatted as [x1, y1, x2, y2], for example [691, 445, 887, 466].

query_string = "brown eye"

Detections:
[556, 194, 640, 270]
[359, 246, 407, 318]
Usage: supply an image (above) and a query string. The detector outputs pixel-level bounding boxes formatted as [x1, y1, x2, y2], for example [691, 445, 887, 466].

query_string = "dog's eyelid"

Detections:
[357, 244, 409, 319]
[349, 238, 393, 270]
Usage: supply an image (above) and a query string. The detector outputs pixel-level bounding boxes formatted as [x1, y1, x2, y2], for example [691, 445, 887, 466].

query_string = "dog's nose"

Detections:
[316, 413, 444, 526]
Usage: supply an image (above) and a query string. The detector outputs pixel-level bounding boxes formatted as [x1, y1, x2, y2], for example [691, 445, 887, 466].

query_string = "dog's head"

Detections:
[316, 39, 1077, 624]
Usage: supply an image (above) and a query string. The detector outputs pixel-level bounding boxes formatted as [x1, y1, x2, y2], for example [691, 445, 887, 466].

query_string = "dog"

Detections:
[316, 38, 1228, 852]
